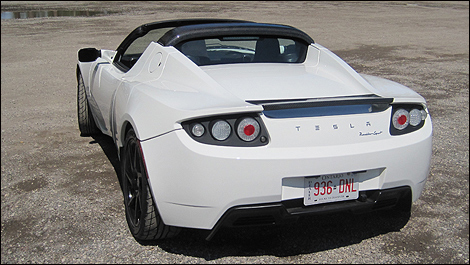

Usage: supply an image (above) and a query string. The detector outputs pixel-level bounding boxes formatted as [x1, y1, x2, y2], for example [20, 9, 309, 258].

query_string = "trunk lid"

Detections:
[202, 63, 374, 101]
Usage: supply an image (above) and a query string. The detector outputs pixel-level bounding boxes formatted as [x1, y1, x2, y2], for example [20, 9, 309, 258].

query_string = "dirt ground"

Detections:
[1, 1, 468, 263]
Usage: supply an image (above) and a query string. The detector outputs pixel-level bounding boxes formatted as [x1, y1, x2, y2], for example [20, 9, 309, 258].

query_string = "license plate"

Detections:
[304, 173, 359, 206]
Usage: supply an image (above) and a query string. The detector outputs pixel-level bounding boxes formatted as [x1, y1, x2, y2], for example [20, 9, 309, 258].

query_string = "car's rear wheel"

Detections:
[77, 68, 100, 136]
[121, 128, 181, 240]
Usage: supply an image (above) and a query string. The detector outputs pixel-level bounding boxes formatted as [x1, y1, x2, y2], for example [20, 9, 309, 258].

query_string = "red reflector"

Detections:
[237, 117, 260, 141]
[244, 124, 255, 136]
[398, 115, 407, 125]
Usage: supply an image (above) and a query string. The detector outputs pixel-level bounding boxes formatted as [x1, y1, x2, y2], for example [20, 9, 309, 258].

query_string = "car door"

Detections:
[90, 26, 176, 136]
[89, 61, 124, 136]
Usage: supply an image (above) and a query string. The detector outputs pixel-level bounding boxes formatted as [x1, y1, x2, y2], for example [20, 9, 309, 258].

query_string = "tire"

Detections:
[121, 128, 181, 240]
[77, 68, 100, 136]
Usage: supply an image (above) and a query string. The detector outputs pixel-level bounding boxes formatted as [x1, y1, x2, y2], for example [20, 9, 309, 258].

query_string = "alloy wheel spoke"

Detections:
[132, 189, 141, 224]
[127, 190, 136, 209]
[124, 138, 145, 227]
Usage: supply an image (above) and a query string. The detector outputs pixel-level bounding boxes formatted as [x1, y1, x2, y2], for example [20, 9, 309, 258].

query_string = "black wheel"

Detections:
[77, 67, 100, 136]
[121, 128, 181, 240]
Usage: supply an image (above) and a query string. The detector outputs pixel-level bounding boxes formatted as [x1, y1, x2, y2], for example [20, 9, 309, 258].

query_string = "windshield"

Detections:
[175, 36, 308, 66]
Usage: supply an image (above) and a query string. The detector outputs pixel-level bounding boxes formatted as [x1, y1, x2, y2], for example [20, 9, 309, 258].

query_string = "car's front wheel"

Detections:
[77, 68, 100, 136]
[121, 128, 181, 241]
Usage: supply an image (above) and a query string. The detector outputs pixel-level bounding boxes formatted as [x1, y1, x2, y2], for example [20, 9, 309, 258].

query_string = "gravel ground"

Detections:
[1, 1, 468, 263]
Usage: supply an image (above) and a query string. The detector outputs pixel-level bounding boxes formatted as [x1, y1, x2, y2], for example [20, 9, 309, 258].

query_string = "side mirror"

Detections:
[78, 48, 101, 62]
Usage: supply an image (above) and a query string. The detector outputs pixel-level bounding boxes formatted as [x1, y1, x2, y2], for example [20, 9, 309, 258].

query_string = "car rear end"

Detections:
[139, 95, 432, 239]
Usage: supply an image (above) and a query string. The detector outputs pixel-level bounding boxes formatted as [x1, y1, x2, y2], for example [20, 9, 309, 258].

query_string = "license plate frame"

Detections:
[304, 173, 359, 206]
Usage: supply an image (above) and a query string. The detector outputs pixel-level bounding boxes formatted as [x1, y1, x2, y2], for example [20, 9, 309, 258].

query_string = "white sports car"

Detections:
[76, 19, 432, 241]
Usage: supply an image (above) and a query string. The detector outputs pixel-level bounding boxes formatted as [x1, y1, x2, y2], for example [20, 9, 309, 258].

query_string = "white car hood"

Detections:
[201, 63, 375, 101]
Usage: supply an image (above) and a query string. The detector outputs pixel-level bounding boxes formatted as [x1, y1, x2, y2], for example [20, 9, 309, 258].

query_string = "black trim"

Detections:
[205, 186, 411, 240]
[113, 60, 129, 73]
[158, 22, 314, 47]
[181, 113, 270, 147]
[247, 94, 380, 105]
[248, 95, 394, 111]
[112, 19, 314, 72]
[389, 104, 426, 135]
[113, 19, 251, 67]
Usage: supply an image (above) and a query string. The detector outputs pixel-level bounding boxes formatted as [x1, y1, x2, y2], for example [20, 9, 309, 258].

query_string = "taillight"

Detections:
[182, 113, 269, 146]
[211, 120, 231, 141]
[237, 117, 260, 142]
[191, 123, 205, 137]
[392, 109, 409, 130]
[390, 104, 427, 135]
[409, 109, 423, 126]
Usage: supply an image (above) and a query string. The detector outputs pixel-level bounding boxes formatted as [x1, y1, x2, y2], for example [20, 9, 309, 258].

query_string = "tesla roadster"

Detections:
[76, 19, 432, 241]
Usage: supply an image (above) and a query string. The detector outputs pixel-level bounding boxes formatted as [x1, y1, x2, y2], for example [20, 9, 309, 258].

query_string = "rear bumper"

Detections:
[205, 186, 411, 240]
[139, 115, 432, 231]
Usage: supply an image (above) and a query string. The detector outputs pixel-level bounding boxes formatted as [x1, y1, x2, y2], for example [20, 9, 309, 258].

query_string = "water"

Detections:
[1, 10, 114, 20]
